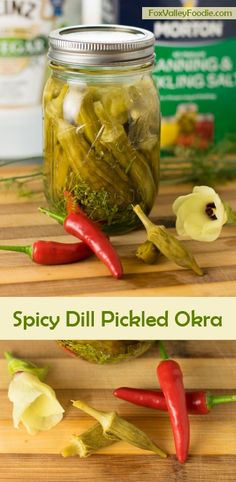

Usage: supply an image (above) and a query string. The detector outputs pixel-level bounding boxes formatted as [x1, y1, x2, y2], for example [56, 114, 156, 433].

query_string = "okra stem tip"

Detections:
[132, 204, 153, 231]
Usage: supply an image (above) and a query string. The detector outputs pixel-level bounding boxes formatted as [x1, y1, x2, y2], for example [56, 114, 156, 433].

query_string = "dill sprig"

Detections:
[161, 134, 236, 185]
[0, 159, 43, 198]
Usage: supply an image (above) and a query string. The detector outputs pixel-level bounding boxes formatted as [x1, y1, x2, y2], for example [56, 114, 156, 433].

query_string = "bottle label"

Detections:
[0, 0, 55, 107]
[102, 0, 236, 149]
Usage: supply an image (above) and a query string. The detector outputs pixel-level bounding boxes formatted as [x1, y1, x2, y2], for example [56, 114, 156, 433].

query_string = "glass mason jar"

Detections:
[43, 25, 160, 235]
[57, 340, 154, 364]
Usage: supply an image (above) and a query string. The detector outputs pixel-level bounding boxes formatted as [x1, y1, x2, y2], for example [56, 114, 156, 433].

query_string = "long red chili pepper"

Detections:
[39, 207, 123, 279]
[0, 240, 92, 265]
[157, 342, 189, 464]
[113, 387, 236, 415]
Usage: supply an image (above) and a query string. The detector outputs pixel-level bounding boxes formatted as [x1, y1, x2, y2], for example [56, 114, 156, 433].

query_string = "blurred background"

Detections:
[0, 0, 101, 160]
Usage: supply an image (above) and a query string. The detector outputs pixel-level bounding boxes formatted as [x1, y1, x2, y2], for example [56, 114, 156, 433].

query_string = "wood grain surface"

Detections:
[0, 164, 236, 296]
[0, 341, 236, 481]
[0, 165, 236, 480]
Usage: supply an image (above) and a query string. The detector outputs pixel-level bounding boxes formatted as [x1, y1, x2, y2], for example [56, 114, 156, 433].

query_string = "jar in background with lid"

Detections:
[43, 24, 160, 235]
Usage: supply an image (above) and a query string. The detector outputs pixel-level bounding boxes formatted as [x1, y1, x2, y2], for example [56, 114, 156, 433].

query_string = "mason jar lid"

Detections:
[48, 24, 155, 67]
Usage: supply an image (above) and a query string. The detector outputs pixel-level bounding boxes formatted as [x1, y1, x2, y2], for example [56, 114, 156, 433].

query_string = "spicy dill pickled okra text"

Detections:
[11, 309, 223, 331]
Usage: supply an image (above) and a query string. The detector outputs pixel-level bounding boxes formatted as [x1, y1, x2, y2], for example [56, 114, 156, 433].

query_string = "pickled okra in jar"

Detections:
[44, 25, 160, 234]
[58, 340, 155, 364]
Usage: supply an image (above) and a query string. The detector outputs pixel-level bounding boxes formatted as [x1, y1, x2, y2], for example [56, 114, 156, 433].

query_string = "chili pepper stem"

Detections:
[0, 244, 32, 258]
[159, 341, 169, 360]
[207, 393, 236, 409]
[39, 207, 64, 225]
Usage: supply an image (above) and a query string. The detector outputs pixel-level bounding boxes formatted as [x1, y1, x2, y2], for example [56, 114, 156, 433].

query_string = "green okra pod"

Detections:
[73, 400, 166, 458]
[43, 76, 64, 105]
[43, 73, 160, 233]
[136, 240, 161, 264]
[133, 204, 203, 276]
[62, 423, 118, 458]
[75, 91, 102, 145]
[101, 86, 129, 125]
[94, 101, 156, 211]
[74, 89, 129, 183]
[52, 144, 69, 197]
[45, 84, 69, 119]
[43, 84, 69, 193]
[57, 119, 134, 204]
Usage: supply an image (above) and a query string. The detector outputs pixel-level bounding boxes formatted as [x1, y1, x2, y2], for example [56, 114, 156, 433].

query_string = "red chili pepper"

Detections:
[0, 240, 92, 265]
[39, 207, 123, 279]
[157, 342, 189, 464]
[113, 387, 236, 415]
[185, 391, 236, 414]
[64, 191, 81, 215]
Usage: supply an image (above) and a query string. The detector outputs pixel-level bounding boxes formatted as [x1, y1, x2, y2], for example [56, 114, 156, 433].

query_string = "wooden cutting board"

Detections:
[0, 164, 236, 480]
[0, 341, 236, 481]
[0, 163, 236, 296]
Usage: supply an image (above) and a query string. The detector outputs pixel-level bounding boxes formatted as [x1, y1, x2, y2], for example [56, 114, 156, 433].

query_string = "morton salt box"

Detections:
[102, 0, 236, 152]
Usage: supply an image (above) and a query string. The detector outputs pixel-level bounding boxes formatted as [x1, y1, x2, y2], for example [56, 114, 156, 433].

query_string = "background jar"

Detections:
[43, 25, 160, 235]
